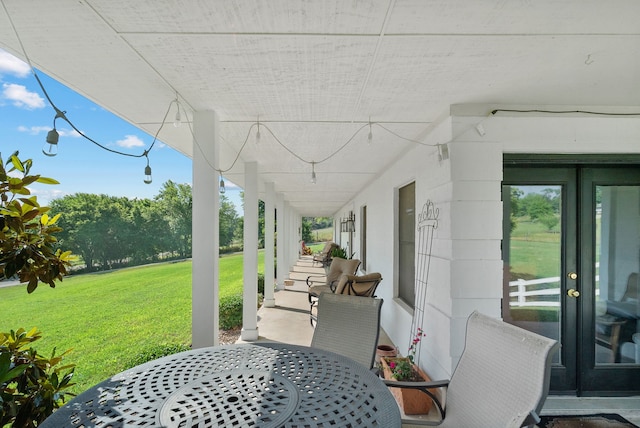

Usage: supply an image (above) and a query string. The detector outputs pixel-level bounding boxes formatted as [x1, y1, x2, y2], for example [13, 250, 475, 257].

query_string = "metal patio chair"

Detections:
[334, 272, 383, 297]
[385, 311, 559, 427]
[307, 257, 360, 326]
[312, 241, 338, 267]
[310, 292, 383, 370]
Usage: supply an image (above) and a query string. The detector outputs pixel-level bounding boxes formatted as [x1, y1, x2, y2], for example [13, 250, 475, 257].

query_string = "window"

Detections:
[398, 182, 416, 307]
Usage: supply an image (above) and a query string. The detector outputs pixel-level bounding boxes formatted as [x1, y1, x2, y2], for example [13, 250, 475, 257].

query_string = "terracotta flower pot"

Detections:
[380, 357, 435, 415]
[375, 344, 398, 364]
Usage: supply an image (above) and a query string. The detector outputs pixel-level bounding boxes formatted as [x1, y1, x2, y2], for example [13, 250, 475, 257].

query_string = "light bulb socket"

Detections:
[144, 165, 152, 184]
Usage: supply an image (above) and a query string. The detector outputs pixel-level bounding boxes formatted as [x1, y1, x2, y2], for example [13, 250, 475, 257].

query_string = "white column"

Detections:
[284, 201, 292, 270]
[288, 203, 299, 267]
[192, 110, 219, 348]
[276, 193, 285, 290]
[241, 161, 259, 341]
[263, 182, 276, 307]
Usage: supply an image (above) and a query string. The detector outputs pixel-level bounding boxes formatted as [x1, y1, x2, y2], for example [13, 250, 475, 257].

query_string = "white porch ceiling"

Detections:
[1, 0, 639, 216]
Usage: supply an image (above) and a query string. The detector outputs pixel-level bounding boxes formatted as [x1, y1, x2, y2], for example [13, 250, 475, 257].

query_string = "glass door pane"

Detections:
[503, 185, 562, 363]
[594, 185, 640, 366]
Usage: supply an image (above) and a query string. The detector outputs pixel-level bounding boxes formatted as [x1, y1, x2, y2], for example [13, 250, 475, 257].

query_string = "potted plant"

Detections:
[380, 327, 436, 415]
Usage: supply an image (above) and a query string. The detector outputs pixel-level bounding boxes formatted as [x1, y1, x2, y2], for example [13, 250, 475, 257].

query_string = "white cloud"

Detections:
[16, 125, 80, 138]
[17, 125, 50, 135]
[58, 128, 81, 138]
[29, 187, 67, 206]
[0, 50, 30, 77]
[116, 135, 145, 148]
[2, 83, 45, 109]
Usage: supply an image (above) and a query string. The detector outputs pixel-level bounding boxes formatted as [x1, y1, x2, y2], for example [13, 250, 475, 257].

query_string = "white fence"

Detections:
[510, 275, 599, 307]
[509, 277, 561, 307]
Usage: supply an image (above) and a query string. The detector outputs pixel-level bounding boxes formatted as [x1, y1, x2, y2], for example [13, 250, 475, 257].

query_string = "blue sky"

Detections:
[0, 48, 242, 210]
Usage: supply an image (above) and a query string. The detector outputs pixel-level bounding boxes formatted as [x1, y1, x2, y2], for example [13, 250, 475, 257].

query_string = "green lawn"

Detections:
[0, 252, 263, 395]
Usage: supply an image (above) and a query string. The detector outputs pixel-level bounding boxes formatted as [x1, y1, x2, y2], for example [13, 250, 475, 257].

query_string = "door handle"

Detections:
[567, 288, 580, 298]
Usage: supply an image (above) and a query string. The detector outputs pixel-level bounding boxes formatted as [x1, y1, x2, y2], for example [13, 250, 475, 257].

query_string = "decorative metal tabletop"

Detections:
[41, 343, 400, 427]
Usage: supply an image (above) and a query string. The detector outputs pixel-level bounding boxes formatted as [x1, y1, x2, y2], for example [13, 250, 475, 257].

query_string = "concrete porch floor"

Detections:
[239, 256, 640, 425]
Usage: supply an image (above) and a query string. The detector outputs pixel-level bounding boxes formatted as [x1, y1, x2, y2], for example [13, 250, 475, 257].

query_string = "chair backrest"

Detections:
[334, 273, 382, 297]
[310, 293, 382, 369]
[442, 311, 559, 428]
[622, 272, 639, 302]
[325, 257, 361, 287]
[318, 241, 335, 256]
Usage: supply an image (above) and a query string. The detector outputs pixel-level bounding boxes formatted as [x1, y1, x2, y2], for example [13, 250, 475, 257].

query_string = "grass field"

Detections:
[308, 227, 333, 243]
[0, 252, 263, 395]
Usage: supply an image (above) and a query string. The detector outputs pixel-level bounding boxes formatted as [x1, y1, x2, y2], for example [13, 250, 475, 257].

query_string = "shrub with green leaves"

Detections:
[257, 273, 265, 295]
[0, 327, 75, 428]
[0, 152, 74, 293]
[219, 294, 243, 330]
[122, 343, 191, 370]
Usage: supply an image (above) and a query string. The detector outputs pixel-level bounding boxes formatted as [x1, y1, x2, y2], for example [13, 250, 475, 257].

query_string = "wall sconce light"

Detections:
[346, 211, 356, 233]
[341, 211, 356, 232]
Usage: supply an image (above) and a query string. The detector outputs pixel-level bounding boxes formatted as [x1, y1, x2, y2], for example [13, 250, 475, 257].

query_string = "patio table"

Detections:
[40, 342, 400, 427]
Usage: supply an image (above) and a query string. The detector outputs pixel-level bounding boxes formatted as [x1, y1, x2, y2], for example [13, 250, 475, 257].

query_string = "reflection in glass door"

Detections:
[593, 185, 640, 366]
[502, 168, 577, 392]
[503, 185, 563, 356]
[504, 165, 640, 394]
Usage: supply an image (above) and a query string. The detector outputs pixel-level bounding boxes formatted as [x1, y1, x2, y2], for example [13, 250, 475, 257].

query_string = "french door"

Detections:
[502, 163, 640, 394]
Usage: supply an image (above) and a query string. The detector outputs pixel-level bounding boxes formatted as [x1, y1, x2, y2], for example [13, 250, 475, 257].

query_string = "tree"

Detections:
[51, 193, 106, 271]
[521, 193, 554, 221]
[0, 152, 73, 292]
[219, 194, 238, 247]
[301, 218, 312, 243]
[155, 181, 192, 258]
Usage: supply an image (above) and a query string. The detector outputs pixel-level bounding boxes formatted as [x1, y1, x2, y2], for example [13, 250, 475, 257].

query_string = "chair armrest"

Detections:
[384, 379, 450, 389]
[306, 275, 325, 287]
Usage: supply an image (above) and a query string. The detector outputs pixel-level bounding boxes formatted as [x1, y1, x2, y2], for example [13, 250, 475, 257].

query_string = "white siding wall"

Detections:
[336, 108, 640, 380]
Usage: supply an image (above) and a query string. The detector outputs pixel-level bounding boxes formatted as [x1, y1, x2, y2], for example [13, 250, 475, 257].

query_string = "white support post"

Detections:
[192, 110, 220, 348]
[241, 162, 259, 341]
[276, 193, 285, 290]
[263, 182, 276, 307]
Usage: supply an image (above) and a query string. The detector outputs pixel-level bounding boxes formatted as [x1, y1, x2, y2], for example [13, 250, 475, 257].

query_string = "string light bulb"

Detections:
[42, 128, 59, 157]
[219, 176, 226, 194]
[42, 110, 65, 157]
[256, 117, 261, 143]
[310, 161, 317, 184]
[368, 119, 373, 144]
[173, 97, 181, 128]
[143, 154, 152, 184]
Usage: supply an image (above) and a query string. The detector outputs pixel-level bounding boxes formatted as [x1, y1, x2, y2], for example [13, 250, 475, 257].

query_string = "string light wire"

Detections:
[3, 0, 166, 182]
[4, 0, 436, 184]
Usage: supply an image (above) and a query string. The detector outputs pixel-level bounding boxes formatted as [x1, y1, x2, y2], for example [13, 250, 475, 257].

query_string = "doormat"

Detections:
[538, 413, 639, 428]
